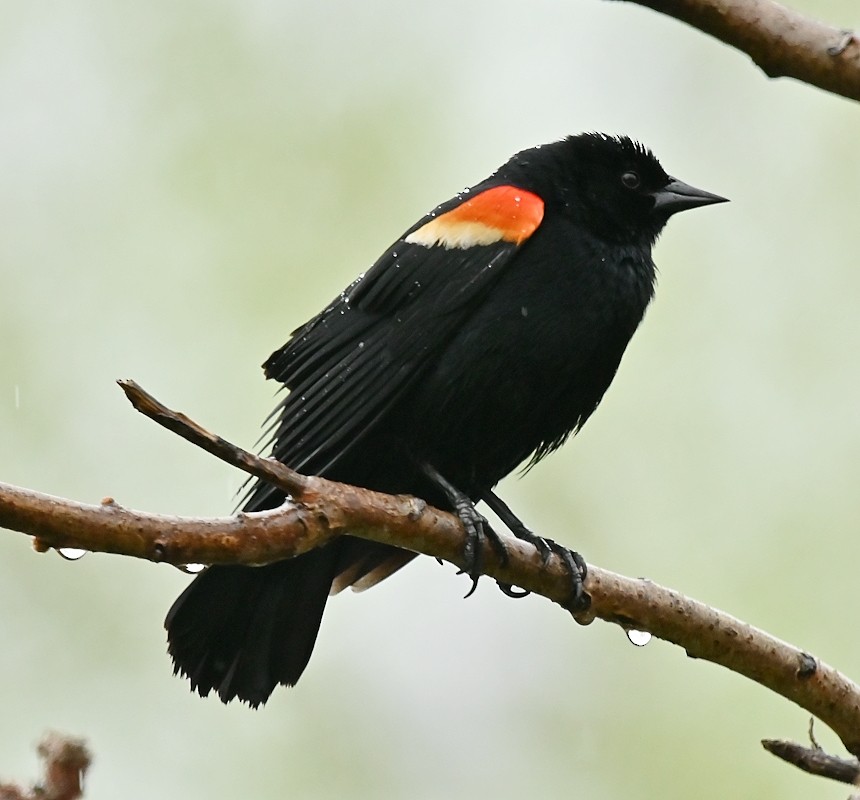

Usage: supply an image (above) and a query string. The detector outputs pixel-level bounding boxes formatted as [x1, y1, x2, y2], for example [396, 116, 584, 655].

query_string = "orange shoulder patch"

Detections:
[405, 186, 544, 250]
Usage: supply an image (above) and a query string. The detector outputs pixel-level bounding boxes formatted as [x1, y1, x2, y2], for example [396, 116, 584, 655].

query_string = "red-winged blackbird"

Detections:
[166, 133, 726, 706]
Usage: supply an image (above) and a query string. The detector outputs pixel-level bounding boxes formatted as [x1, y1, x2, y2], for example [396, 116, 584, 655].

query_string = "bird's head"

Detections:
[502, 133, 727, 245]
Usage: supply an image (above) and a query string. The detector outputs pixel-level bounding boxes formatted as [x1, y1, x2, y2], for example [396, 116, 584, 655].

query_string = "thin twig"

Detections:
[762, 738, 860, 785]
[117, 380, 309, 497]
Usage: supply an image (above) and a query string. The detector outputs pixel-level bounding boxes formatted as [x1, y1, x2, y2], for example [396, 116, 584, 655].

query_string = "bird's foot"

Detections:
[497, 535, 588, 609]
[481, 497, 588, 609]
[452, 498, 510, 598]
[420, 462, 507, 597]
[547, 539, 589, 612]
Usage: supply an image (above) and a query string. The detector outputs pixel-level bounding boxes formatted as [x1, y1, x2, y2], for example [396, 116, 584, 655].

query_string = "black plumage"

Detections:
[165, 133, 726, 705]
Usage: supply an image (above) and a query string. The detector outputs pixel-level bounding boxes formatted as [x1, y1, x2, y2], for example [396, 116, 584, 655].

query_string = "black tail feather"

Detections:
[165, 545, 339, 707]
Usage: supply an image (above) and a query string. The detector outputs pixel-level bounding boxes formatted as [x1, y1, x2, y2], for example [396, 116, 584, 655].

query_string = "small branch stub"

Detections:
[0, 732, 91, 800]
[762, 738, 860, 785]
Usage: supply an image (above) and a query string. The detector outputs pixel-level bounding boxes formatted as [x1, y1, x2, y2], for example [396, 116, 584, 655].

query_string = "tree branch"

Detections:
[762, 737, 860, 786]
[2, 381, 860, 768]
[621, 0, 860, 102]
[0, 733, 91, 800]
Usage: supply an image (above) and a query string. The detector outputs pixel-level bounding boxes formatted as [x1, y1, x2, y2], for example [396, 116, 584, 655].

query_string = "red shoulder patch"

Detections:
[405, 186, 544, 250]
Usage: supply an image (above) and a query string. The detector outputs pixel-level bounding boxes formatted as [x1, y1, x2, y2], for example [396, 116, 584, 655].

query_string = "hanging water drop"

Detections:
[177, 563, 206, 574]
[626, 629, 652, 647]
[57, 547, 88, 561]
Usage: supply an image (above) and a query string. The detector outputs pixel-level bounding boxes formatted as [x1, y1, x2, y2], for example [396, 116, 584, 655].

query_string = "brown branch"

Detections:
[621, 0, 860, 102]
[762, 738, 860, 785]
[117, 380, 310, 498]
[0, 732, 91, 800]
[2, 381, 860, 767]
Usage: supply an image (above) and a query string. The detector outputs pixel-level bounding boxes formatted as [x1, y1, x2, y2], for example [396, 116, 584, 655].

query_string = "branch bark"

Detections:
[1, 380, 859, 763]
[762, 737, 860, 786]
[0, 733, 91, 800]
[621, 0, 860, 102]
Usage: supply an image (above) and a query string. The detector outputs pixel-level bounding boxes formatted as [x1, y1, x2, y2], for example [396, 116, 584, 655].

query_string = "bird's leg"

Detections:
[419, 463, 507, 597]
[482, 491, 551, 564]
[481, 490, 589, 610]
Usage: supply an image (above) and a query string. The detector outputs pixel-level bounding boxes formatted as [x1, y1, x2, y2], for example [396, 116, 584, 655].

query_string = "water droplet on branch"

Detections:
[57, 547, 88, 561]
[177, 563, 206, 574]
[625, 629, 652, 647]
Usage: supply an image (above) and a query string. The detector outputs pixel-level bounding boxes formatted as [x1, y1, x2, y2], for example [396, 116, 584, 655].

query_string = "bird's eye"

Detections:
[621, 171, 641, 189]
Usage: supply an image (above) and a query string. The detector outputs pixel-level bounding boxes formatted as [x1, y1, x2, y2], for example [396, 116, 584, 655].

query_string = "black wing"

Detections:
[243, 186, 541, 512]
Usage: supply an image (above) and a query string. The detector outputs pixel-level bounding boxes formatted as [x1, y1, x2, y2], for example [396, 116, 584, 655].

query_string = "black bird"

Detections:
[166, 133, 726, 706]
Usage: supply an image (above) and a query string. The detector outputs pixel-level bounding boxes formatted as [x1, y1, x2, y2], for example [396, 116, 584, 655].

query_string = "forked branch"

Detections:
[0, 380, 858, 773]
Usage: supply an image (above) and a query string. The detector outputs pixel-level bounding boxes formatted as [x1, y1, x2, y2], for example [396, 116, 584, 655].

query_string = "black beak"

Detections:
[651, 178, 728, 217]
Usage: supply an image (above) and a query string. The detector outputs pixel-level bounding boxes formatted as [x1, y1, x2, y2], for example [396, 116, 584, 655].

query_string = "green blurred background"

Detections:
[1, 1, 858, 797]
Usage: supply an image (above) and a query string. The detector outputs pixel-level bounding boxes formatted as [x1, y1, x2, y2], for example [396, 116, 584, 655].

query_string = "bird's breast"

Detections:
[400, 232, 655, 491]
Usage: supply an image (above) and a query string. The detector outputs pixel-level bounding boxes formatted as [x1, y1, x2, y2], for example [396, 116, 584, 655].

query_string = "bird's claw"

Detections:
[551, 543, 589, 611]
[493, 530, 589, 610]
[534, 537, 553, 566]
[456, 499, 485, 578]
[455, 500, 509, 597]
[420, 462, 508, 597]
